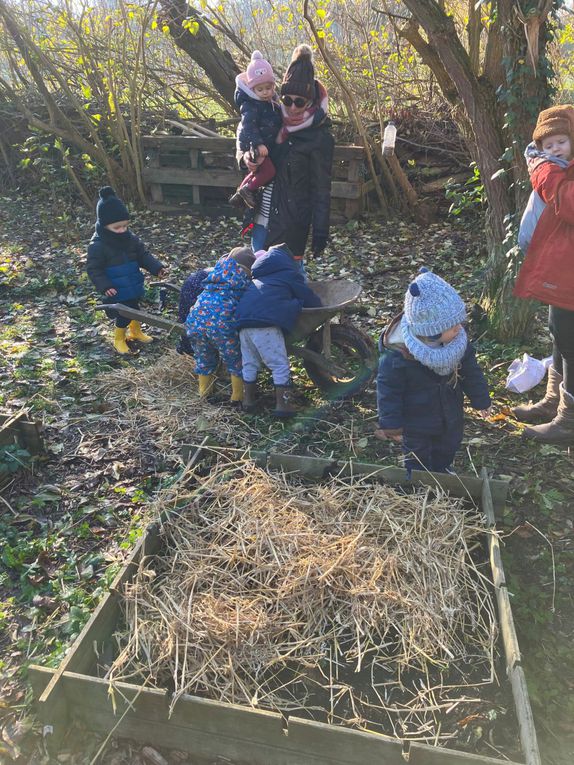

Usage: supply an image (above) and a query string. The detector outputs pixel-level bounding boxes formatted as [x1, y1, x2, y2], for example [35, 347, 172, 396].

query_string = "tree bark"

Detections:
[158, 0, 239, 110]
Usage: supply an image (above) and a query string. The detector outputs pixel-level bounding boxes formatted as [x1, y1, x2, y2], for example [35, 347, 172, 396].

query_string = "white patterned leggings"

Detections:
[239, 326, 291, 386]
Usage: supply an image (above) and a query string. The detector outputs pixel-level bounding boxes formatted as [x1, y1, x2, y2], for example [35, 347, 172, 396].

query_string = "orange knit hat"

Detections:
[533, 105, 574, 146]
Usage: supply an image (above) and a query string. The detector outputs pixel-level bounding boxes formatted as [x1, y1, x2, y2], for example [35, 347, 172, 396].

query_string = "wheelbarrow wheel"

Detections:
[303, 323, 378, 399]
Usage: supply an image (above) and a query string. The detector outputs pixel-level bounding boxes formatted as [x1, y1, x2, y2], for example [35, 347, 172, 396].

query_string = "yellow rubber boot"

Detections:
[230, 375, 244, 403]
[198, 374, 215, 398]
[127, 320, 153, 343]
[113, 327, 131, 355]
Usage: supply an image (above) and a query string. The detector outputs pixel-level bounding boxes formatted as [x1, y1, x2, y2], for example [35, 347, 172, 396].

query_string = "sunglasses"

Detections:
[281, 95, 310, 108]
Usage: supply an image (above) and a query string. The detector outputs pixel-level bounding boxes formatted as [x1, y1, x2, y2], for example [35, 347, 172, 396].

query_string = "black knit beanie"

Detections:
[96, 186, 130, 226]
[280, 44, 315, 101]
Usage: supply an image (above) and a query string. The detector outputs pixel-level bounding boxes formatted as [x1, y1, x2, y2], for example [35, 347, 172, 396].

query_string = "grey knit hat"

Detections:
[403, 268, 466, 337]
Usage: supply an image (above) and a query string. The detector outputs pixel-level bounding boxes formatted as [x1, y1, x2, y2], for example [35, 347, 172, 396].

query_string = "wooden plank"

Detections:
[496, 586, 522, 671]
[262, 452, 508, 504]
[189, 149, 201, 205]
[143, 166, 241, 188]
[31, 669, 521, 765]
[409, 741, 524, 765]
[143, 135, 236, 152]
[142, 166, 362, 201]
[481, 470, 505, 588]
[509, 666, 541, 765]
[142, 135, 365, 161]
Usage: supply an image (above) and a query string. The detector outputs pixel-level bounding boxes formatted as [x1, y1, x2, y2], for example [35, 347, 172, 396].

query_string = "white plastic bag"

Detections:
[505, 354, 552, 393]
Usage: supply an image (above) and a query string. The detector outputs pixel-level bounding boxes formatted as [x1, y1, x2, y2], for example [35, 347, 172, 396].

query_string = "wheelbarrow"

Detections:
[97, 280, 378, 398]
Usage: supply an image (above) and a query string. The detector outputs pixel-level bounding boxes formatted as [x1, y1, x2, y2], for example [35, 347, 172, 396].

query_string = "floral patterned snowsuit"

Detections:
[185, 256, 250, 377]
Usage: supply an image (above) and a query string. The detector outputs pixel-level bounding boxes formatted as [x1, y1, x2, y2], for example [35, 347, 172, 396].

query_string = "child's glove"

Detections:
[374, 427, 403, 444]
[311, 235, 328, 258]
[104, 287, 117, 297]
[157, 268, 168, 278]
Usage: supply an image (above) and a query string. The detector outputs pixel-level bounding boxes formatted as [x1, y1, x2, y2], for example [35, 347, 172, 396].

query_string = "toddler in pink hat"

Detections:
[230, 51, 282, 209]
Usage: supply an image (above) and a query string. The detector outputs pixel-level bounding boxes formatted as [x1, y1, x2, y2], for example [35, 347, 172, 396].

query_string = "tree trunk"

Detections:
[158, 0, 239, 110]
[400, 0, 557, 340]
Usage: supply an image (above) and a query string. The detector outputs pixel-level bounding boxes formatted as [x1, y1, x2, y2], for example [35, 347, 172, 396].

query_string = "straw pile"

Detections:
[109, 460, 498, 744]
[94, 352, 254, 456]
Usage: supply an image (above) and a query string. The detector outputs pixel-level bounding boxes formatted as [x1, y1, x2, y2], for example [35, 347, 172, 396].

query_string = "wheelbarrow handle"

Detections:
[95, 303, 184, 333]
[149, 281, 182, 294]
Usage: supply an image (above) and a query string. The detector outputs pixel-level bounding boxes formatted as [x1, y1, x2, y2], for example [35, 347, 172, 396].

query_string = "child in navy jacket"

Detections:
[376, 268, 491, 475]
[86, 187, 165, 355]
[236, 243, 321, 416]
[229, 50, 282, 209]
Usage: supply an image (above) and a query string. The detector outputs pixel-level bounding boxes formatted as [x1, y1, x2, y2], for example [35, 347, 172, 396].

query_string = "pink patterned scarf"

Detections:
[276, 80, 329, 144]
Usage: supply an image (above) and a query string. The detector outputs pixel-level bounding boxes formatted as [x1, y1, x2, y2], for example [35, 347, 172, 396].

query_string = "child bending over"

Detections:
[235, 244, 321, 416]
[185, 247, 254, 404]
[376, 268, 491, 475]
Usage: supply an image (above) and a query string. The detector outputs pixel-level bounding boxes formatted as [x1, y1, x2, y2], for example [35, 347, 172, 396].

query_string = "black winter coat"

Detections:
[86, 226, 163, 301]
[235, 87, 282, 153]
[251, 120, 334, 258]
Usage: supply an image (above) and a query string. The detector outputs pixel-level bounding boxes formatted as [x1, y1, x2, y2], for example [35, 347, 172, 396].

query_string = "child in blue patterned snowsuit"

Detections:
[185, 247, 254, 403]
[376, 268, 491, 475]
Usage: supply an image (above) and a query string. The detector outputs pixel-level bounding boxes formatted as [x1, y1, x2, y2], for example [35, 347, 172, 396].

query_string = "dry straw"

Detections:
[108, 459, 498, 745]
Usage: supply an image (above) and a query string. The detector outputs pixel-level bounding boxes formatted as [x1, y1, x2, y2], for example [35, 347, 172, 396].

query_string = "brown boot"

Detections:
[228, 190, 245, 208]
[238, 186, 257, 208]
[273, 385, 297, 418]
[512, 366, 562, 423]
[523, 383, 574, 444]
[242, 381, 258, 413]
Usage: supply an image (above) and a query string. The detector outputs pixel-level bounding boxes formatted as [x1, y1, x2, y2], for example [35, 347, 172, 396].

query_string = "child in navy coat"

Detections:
[229, 50, 282, 209]
[86, 187, 165, 355]
[236, 244, 321, 416]
[376, 268, 491, 475]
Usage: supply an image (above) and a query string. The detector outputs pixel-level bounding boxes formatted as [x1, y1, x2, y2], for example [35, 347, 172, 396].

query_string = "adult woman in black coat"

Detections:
[243, 45, 335, 265]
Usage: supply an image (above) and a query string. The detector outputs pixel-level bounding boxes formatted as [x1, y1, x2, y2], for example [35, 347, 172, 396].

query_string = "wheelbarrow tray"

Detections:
[29, 448, 540, 765]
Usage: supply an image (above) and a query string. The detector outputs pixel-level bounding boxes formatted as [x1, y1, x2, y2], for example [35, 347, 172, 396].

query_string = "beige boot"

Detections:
[273, 385, 297, 418]
[113, 327, 131, 355]
[126, 320, 153, 343]
[523, 383, 574, 443]
[512, 366, 562, 423]
[242, 381, 258, 413]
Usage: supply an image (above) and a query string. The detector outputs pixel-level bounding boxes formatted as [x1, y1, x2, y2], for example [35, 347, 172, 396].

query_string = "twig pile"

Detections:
[109, 460, 498, 744]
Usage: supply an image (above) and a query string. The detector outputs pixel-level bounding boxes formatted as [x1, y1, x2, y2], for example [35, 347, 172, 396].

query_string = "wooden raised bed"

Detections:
[29, 450, 540, 765]
[0, 408, 43, 487]
[142, 135, 378, 222]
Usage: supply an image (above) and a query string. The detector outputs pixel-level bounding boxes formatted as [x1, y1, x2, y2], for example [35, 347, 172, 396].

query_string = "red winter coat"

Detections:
[514, 159, 574, 311]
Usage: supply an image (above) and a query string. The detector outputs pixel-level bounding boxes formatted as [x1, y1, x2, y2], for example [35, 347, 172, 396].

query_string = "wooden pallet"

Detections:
[0, 408, 43, 486]
[142, 135, 377, 221]
[29, 449, 540, 765]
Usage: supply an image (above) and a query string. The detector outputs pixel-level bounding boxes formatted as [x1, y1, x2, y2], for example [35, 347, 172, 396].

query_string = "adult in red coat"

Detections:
[513, 105, 574, 443]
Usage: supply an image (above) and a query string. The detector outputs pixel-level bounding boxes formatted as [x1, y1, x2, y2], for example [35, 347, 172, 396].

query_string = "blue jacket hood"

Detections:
[236, 246, 321, 333]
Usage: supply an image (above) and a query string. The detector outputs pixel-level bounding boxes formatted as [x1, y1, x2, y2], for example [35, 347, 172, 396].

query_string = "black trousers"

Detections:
[104, 298, 140, 329]
[549, 305, 574, 394]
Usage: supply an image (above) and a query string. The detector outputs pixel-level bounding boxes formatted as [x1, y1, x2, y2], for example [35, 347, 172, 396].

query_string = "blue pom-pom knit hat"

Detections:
[401, 268, 468, 376]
